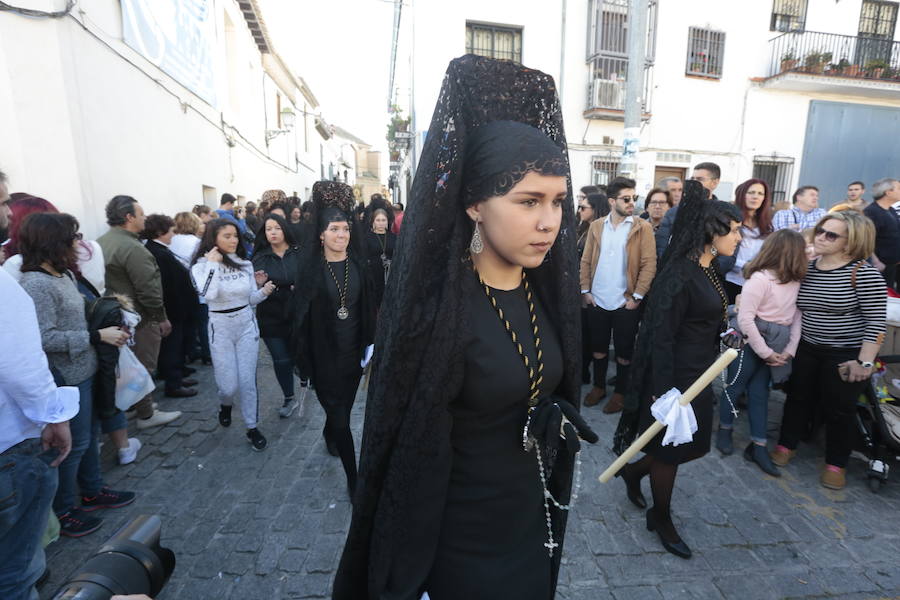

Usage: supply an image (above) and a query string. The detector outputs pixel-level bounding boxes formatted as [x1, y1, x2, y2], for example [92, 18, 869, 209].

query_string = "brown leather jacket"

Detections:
[579, 215, 657, 301]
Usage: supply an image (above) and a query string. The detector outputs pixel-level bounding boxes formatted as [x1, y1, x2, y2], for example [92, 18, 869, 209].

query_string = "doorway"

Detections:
[653, 166, 686, 186]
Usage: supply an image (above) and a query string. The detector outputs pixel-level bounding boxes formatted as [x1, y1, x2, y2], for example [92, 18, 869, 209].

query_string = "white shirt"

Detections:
[169, 234, 201, 269]
[591, 216, 633, 311]
[0, 268, 79, 453]
[726, 226, 765, 287]
[190, 256, 268, 311]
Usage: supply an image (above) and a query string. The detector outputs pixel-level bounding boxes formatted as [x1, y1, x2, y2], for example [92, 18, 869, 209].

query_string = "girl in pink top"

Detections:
[716, 229, 807, 476]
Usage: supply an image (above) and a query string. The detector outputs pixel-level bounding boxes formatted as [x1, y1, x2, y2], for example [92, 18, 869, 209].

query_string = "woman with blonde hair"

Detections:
[716, 229, 807, 475]
[772, 211, 886, 490]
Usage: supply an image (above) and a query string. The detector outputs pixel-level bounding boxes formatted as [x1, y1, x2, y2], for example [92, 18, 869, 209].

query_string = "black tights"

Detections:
[621, 452, 704, 542]
[320, 396, 358, 493]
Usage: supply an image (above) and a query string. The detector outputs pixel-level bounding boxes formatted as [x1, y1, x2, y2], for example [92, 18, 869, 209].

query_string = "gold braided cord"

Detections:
[324, 252, 351, 310]
[476, 269, 544, 406]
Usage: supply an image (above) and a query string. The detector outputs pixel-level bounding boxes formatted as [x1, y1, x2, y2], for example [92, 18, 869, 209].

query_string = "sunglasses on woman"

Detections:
[814, 225, 845, 242]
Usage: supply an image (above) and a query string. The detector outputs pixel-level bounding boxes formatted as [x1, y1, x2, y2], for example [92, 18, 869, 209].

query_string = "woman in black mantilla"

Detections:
[612, 181, 742, 559]
[293, 181, 377, 496]
[361, 196, 396, 309]
[333, 55, 597, 600]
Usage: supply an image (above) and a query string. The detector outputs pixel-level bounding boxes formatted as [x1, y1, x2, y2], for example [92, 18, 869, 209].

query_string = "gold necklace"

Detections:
[325, 254, 351, 320]
[475, 269, 543, 407]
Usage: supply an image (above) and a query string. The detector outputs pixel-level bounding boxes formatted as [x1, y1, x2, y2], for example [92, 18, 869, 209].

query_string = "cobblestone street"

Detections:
[41, 351, 900, 600]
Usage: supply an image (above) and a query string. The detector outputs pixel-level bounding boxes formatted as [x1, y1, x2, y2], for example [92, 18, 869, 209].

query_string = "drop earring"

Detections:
[470, 222, 484, 255]
[710, 245, 718, 257]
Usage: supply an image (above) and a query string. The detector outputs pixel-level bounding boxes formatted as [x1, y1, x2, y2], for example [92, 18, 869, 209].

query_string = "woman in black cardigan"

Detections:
[142, 214, 199, 398]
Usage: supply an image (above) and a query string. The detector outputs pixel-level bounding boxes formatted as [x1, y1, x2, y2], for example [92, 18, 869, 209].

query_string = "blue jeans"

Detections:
[718, 348, 771, 445]
[53, 378, 104, 515]
[0, 439, 58, 600]
[263, 337, 295, 399]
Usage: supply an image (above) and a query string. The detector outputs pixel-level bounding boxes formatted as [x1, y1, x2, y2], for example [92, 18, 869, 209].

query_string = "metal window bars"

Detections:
[686, 27, 725, 78]
[465, 23, 523, 63]
[592, 155, 621, 187]
[771, 0, 808, 32]
[752, 156, 795, 206]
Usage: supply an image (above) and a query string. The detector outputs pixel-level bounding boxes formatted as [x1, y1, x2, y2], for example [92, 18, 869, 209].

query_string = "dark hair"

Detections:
[580, 185, 599, 196]
[743, 228, 807, 284]
[106, 195, 139, 226]
[693, 162, 721, 180]
[220, 193, 237, 206]
[395, 202, 404, 211]
[371, 193, 385, 203]
[703, 201, 742, 247]
[141, 214, 175, 240]
[192, 204, 211, 217]
[193, 218, 246, 270]
[19, 212, 80, 274]
[253, 213, 296, 254]
[6, 193, 59, 255]
[245, 201, 257, 214]
[586, 192, 609, 218]
[606, 177, 636, 201]
[792, 185, 818, 204]
[734, 178, 773, 235]
[645, 187, 672, 208]
[848, 181, 865, 189]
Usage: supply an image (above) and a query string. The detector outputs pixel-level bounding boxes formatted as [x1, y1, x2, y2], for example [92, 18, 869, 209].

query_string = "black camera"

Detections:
[51, 515, 175, 600]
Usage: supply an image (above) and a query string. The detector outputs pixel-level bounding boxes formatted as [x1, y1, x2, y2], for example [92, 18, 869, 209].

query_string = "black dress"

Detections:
[362, 231, 396, 307]
[638, 261, 723, 464]
[426, 279, 564, 600]
[313, 259, 363, 404]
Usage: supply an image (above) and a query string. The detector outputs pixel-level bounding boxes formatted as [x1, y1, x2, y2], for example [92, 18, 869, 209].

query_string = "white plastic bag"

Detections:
[115, 345, 154, 411]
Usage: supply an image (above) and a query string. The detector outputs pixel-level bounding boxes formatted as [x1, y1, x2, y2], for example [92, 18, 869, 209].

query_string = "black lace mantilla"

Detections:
[462, 120, 569, 206]
[333, 54, 581, 600]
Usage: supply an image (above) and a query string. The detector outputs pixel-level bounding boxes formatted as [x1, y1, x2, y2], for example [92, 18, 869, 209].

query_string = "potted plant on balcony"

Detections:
[844, 60, 862, 77]
[780, 50, 798, 72]
[803, 51, 825, 74]
[830, 57, 851, 75]
[865, 59, 889, 79]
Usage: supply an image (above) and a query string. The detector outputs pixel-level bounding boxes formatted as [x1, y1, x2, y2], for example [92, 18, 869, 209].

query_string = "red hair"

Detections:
[6, 194, 59, 256]
[734, 178, 772, 235]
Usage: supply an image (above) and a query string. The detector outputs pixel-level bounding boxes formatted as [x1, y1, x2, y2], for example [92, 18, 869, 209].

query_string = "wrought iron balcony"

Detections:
[584, 55, 650, 120]
[767, 30, 900, 95]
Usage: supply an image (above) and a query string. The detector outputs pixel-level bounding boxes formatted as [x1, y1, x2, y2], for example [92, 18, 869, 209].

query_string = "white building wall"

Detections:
[406, 0, 900, 204]
[0, 0, 323, 238]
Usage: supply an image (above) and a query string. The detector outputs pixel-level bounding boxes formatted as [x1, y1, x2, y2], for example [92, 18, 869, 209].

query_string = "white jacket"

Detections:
[191, 255, 268, 311]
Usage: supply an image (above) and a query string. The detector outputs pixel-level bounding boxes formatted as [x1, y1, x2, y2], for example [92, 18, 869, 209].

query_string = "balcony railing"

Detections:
[585, 55, 650, 118]
[769, 30, 900, 82]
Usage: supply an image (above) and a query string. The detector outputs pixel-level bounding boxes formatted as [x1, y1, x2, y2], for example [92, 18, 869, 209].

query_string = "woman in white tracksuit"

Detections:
[192, 218, 275, 450]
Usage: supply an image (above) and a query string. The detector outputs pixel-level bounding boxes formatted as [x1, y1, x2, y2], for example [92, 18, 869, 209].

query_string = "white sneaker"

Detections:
[126, 402, 158, 419]
[136, 410, 182, 430]
[118, 438, 142, 465]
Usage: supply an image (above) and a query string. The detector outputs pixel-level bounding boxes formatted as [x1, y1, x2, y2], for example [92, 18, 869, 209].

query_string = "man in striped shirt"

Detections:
[773, 186, 826, 232]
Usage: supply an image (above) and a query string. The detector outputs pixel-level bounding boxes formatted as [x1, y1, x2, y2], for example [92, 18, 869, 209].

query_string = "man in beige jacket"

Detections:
[580, 177, 657, 413]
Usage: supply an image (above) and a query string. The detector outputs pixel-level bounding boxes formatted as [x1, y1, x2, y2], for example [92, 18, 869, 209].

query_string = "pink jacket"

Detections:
[738, 270, 802, 359]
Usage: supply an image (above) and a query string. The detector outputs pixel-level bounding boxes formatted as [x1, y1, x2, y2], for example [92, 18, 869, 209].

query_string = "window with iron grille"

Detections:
[771, 0, 808, 32]
[591, 155, 621, 187]
[466, 22, 523, 63]
[752, 156, 794, 206]
[685, 27, 725, 78]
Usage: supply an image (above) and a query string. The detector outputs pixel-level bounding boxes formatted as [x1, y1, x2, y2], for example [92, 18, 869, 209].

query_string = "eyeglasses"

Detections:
[814, 225, 846, 242]
[648, 200, 669, 206]
[616, 196, 636, 203]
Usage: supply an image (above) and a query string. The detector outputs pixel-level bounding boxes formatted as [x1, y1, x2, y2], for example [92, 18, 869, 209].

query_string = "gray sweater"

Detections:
[20, 270, 98, 386]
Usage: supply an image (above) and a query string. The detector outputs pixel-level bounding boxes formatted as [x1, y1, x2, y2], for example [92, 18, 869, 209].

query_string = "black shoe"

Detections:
[716, 428, 734, 456]
[218, 405, 232, 427]
[646, 508, 692, 559]
[615, 467, 647, 509]
[58, 509, 103, 538]
[182, 366, 197, 376]
[744, 442, 781, 477]
[247, 428, 267, 451]
[81, 487, 136, 512]
[181, 378, 199, 387]
[165, 386, 198, 398]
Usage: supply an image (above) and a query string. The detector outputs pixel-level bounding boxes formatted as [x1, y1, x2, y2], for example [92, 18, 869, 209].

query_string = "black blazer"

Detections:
[146, 240, 198, 322]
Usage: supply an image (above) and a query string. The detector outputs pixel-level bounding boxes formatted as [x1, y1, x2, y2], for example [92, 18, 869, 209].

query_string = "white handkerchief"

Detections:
[651, 388, 697, 446]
